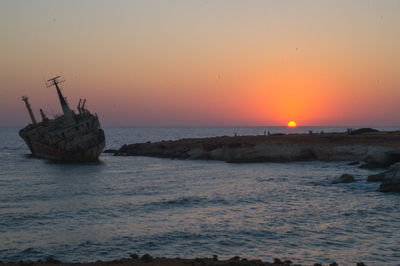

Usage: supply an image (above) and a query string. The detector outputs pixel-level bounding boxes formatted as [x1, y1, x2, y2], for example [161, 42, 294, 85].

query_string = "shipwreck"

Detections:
[19, 76, 105, 162]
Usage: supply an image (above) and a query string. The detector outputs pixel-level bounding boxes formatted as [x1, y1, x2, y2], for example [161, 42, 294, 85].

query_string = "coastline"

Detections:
[109, 130, 400, 167]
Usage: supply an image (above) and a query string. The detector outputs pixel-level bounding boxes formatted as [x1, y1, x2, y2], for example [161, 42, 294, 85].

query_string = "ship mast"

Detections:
[46, 76, 72, 116]
[22, 96, 37, 126]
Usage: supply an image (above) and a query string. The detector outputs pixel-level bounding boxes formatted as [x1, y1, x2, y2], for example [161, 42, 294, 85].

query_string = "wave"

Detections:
[140, 195, 230, 211]
[0, 145, 26, 151]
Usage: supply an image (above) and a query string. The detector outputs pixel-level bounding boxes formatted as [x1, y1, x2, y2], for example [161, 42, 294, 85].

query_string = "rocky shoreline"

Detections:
[106, 129, 400, 192]
[0, 254, 368, 266]
[108, 130, 400, 166]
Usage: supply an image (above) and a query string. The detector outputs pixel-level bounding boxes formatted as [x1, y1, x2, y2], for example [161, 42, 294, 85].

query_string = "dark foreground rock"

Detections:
[363, 161, 400, 192]
[0, 256, 368, 266]
[388, 162, 400, 171]
[332, 174, 355, 184]
[359, 150, 400, 169]
[367, 162, 400, 182]
[379, 169, 400, 192]
[112, 131, 400, 164]
[367, 173, 385, 182]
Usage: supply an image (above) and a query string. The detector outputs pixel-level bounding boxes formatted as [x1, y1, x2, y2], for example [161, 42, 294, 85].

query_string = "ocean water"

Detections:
[1, 126, 400, 265]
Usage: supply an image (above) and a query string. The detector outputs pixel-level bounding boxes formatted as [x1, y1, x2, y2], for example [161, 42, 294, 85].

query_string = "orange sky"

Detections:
[1, 1, 400, 126]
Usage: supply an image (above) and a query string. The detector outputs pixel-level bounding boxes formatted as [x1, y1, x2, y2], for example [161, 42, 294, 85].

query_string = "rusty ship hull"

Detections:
[29, 139, 105, 162]
[20, 122, 105, 162]
[20, 76, 105, 162]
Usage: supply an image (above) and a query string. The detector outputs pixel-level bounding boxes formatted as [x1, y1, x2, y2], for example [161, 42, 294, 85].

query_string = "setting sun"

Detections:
[288, 121, 297, 128]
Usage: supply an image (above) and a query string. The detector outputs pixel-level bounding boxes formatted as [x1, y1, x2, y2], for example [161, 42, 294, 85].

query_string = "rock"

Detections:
[45, 257, 61, 264]
[360, 152, 390, 169]
[129, 253, 139, 259]
[203, 143, 220, 151]
[229, 256, 241, 261]
[388, 162, 400, 171]
[249, 259, 263, 265]
[379, 169, 400, 192]
[361, 150, 400, 169]
[348, 128, 379, 135]
[332, 174, 355, 184]
[140, 254, 153, 262]
[17, 261, 33, 266]
[367, 172, 385, 182]
[385, 151, 400, 165]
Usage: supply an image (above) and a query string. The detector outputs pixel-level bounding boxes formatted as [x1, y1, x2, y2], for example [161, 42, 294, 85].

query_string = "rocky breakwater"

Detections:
[112, 131, 400, 165]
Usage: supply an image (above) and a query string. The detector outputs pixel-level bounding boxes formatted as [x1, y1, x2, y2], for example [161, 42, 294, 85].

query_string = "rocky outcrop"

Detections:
[112, 132, 400, 164]
[367, 173, 385, 182]
[379, 169, 400, 192]
[331, 174, 355, 184]
[360, 150, 400, 169]
[368, 162, 400, 191]
[348, 128, 379, 135]
[365, 161, 400, 182]
[388, 162, 400, 171]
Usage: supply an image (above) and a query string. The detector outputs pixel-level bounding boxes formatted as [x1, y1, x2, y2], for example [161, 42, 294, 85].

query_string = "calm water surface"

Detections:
[1, 126, 400, 265]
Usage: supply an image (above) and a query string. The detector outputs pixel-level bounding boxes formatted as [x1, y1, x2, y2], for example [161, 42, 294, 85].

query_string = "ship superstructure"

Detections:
[19, 76, 105, 162]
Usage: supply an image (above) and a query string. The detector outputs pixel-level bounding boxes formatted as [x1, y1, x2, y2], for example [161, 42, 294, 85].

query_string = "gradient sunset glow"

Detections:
[1, 1, 400, 126]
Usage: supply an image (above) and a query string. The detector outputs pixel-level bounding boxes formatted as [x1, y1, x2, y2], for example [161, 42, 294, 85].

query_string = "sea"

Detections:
[1, 126, 400, 265]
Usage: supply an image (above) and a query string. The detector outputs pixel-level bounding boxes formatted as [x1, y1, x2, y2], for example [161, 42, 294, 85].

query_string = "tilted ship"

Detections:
[19, 76, 105, 162]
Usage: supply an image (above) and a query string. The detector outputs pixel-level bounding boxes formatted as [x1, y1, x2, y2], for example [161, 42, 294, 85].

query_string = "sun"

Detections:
[288, 121, 297, 128]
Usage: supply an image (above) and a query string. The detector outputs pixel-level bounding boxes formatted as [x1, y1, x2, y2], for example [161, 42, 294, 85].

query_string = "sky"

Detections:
[1, 0, 400, 126]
